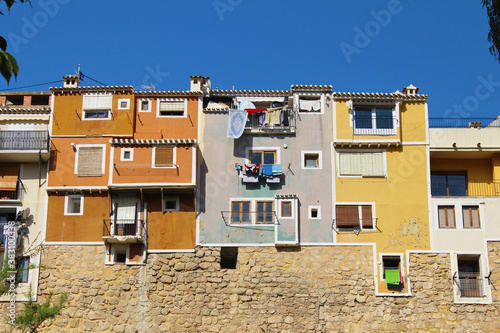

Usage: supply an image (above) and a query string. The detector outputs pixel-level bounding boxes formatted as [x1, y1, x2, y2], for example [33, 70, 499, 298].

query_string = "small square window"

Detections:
[139, 99, 151, 112]
[142, 101, 149, 110]
[308, 206, 321, 219]
[462, 206, 480, 229]
[65, 194, 83, 215]
[303, 151, 321, 169]
[118, 99, 130, 110]
[382, 255, 402, 288]
[220, 247, 238, 269]
[121, 148, 133, 161]
[438, 206, 456, 229]
[164, 197, 179, 212]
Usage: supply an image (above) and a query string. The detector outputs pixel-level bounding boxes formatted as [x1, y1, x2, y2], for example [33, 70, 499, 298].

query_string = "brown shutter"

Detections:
[0, 163, 19, 190]
[77, 147, 103, 177]
[155, 147, 174, 166]
[335, 206, 359, 227]
[361, 205, 373, 228]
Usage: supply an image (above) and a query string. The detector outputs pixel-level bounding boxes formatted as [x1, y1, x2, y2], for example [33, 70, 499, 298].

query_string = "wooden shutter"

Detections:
[338, 152, 384, 177]
[438, 206, 455, 228]
[361, 205, 373, 228]
[155, 147, 174, 166]
[77, 147, 103, 176]
[335, 205, 359, 227]
[0, 163, 19, 190]
[463, 206, 480, 229]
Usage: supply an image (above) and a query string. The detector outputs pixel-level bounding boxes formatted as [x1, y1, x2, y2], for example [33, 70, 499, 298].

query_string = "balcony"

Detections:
[102, 218, 145, 243]
[458, 273, 484, 298]
[353, 114, 397, 136]
[431, 178, 500, 197]
[429, 117, 500, 128]
[244, 110, 296, 134]
[0, 181, 21, 202]
[0, 131, 49, 150]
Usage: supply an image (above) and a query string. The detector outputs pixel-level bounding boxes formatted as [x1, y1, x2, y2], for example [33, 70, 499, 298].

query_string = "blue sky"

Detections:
[1, 0, 499, 118]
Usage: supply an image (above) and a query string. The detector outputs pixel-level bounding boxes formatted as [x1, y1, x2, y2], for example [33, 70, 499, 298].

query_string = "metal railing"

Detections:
[429, 118, 500, 128]
[244, 110, 296, 133]
[332, 218, 378, 230]
[353, 116, 397, 135]
[103, 219, 145, 238]
[0, 130, 49, 150]
[221, 211, 277, 225]
[0, 181, 21, 201]
[431, 180, 500, 197]
[458, 273, 484, 297]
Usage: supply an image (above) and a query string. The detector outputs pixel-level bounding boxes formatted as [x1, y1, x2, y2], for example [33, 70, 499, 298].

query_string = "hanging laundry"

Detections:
[258, 113, 266, 126]
[238, 100, 256, 111]
[245, 108, 266, 114]
[299, 99, 321, 112]
[271, 164, 282, 175]
[266, 176, 281, 183]
[244, 164, 260, 175]
[281, 109, 290, 126]
[227, 109, 248, 139]
[262, 165, 274, 177]
[264, 107, 282, 126]
[242, 175, 259, 183]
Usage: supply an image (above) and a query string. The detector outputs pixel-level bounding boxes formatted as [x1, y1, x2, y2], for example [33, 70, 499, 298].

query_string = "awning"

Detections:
[0, 163, 19, 191]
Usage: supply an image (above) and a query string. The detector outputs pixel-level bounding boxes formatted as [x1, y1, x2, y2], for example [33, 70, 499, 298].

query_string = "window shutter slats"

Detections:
[83, 94, 112, 110]
[335, 205, 359, 226]
[155, 147, 174, 166]
[160, 101, 184, 111]
[339, 152, 384, 177]
[361, 205, 373, 228]
[77, 147, 103, 177]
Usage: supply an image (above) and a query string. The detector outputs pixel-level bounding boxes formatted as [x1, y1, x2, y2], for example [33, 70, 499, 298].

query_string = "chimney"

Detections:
[63, 74, 80, 88]
[402, 84, 419, 96]
[190, 75, 211, 95]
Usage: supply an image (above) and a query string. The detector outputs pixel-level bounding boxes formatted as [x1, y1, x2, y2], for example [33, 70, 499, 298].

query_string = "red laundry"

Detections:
[245, 108, 266, 114]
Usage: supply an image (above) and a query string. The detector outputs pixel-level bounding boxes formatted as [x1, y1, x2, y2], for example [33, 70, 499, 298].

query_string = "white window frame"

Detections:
[163, 196, 180, 212]
[152, 146, 177, 168]
[452, 252, 490, 303]
[349, 101, 400, 136]
[105, 244, 129, 265]
[278, 200, 294, 219]
[156, 98, 187, 118]
[334, 202, 376, 230]
[434, 201, 484, 230]
[117, 99, 130, 110]
[302, 150, 322, 169]
[336, 149, 387, 178]
[74, 144, 106, 176]
[64, 193, 83, 216]
[379, 253, 405, 283]
[295, 93, 325, 114]
[138, 98, 152, 113]
[120, 148, 134, 162]
[308, 205, 321, 220]
[244, 146, 281, 165]
[229, 197, 275, 225]
[82, 93, 112, 121]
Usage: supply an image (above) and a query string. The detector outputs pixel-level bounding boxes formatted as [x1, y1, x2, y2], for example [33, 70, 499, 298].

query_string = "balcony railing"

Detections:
[0, 181, 21, 201]
[0, 131, 49, 150]
[458, 273, 484, 297]
[332, 218, 378, 231]
[353, 116, 397, 136]
[244, 110, 296, 134]
[429, 118, 500, 128]
[431, 179, 500, 197]
[103, 219, 145, 242]
[221, 211, 277, 226]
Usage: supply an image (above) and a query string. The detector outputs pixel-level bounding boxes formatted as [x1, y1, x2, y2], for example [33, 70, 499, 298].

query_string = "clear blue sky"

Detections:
[0, 0, 499, 118]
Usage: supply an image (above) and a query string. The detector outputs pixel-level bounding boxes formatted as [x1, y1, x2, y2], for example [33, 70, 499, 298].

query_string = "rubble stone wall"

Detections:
[1, 243, 499, 332]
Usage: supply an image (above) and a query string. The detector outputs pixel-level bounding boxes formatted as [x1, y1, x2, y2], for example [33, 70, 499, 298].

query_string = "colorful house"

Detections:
[0, 91, 51, 300]
[332, 84, 431, 295]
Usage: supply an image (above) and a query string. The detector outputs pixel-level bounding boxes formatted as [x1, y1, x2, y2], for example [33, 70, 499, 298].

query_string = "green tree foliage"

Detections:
[11, 287, 68, 333]
[0, 0, 30, 84]
[482, 0, 500, 62]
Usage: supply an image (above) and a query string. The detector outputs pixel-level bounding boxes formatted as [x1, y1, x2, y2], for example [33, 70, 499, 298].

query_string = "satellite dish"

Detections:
[22, 208, 30, 220]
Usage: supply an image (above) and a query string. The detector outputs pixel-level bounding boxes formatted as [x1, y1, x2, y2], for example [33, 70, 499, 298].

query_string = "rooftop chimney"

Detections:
[190, 75, 211, 95]
[402, 84, 419, 96]
[63, 74, 80, 88]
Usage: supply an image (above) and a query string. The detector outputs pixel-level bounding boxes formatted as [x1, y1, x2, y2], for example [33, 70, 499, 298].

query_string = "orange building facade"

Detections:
[45, 76, 201, 264]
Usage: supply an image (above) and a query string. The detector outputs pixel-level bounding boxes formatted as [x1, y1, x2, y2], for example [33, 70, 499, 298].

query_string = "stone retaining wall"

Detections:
[1, 243, 499, 332]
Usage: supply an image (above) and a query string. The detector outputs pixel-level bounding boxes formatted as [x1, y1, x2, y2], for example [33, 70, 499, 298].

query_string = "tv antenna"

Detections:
[141, 82, 155, 91]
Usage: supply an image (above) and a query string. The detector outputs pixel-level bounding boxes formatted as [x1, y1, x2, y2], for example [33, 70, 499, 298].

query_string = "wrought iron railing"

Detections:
[353, 116, 397, 135]
[0, 181, 21, 201]
[458, 273, 483, 297]
[221, 211, 277, 225]
[102, 219, 145, 238]
[0, 130, 49, 150]
[332, 218, 378, 230]
[244, 110, 296, 133]
[429, 118, 500, 128]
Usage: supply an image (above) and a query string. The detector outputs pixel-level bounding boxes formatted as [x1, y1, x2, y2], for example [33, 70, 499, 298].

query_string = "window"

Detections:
[249, 150, 276, 165]
[457, 255, 483, 297]
[335, 204, 374, 230]
[256, 201, 274, 224]
[220, 247, 238, 269]
[139, 98, 151, 112]
[65, 194, 83, 215]
[163, 197, 179, 212]
[121, 148, 133, 161]
[381, 255, 403, 287]
[118, 99, 130, 110]
[353, 106, 396, 135]
[76, 146, 104, 177]
[82, 93, 112, 120]
[338, 151, 385, 177]
[16, 257, 29, 283]
[298, 96, 322, 113]
[437, 206, 455, 228]
[462, 206, 480, 229]
[281, 201, 292, 218]
[231, 201, 250, 223]
[309, 206, 321, 219]
[431, 172, 467, 196]
[153, 146, 175, 168]
[302, 151, 322, 169]
[157, 99, 186, 117]
[0, 210, 16, 246]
